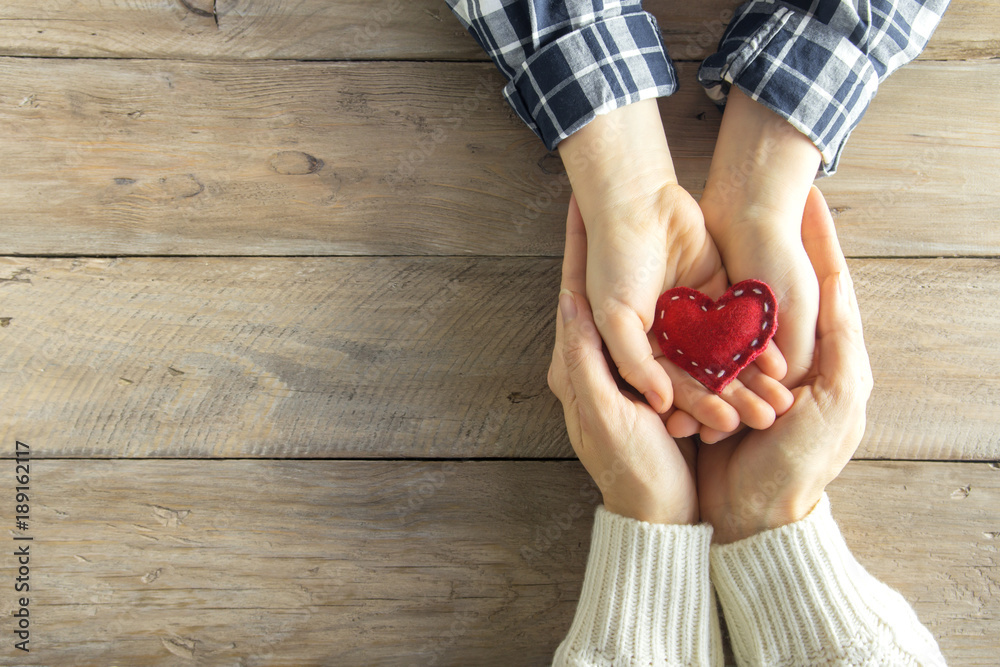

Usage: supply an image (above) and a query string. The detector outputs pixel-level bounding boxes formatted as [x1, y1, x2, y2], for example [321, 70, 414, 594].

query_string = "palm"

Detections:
[711, 223, 818, 386]
[696, 385, 816, 542]
[572, 393, 698, 525]
[586, 183, 727, 329]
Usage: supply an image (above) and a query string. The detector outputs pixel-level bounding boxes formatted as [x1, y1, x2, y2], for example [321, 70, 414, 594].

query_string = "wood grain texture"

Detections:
[1, 59, 997, 257]
[861, 258, 1000, 460]
[0, 256, 565, 458]
[1, 256, 997, 460]
[0, 0, 992, 61]
[0, 460, 996, 665]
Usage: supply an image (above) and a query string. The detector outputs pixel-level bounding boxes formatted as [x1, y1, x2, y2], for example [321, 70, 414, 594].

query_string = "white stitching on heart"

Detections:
[717, 304, 725, 310]
[676, 349, 683, 355]
[661, 332, 668, 340]
[671, 296, 680, 301]
[753, 288, 762, 295]
[751, 338, 758, 347]
[704, 368, 712, 375]
[691, 361, 698, 367]
[661, 309, 665, 318]
[733, 354, 741, 362]
[688, 295, 695, 300]
[734, 290, 743, 296]
[764, 303, 769, 313]
[717, 370, 725, 377]
[701, 306, 707, 312]
[762, 321, 767, 330]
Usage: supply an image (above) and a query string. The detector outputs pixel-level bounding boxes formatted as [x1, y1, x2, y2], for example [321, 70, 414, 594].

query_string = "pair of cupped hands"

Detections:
[547, 95, 873, 541]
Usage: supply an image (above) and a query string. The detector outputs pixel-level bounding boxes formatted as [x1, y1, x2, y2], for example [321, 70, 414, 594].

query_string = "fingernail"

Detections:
[644, 391, 664, 413]
[559, 289, 577, 323]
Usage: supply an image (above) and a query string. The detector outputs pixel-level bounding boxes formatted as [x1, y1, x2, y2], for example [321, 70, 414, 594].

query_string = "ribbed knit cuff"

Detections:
[710, 494, 947, 667]
[553, 506, 720, 667]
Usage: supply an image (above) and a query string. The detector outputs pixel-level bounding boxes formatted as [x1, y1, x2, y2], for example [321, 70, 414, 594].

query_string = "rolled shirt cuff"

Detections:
[698, 5, 881, 176]
[505, 11, 678, 150]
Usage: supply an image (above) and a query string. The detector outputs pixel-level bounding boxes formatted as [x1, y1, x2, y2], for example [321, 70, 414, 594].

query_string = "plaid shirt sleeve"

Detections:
[444, 1, 678, 150]
[698, 0, 951, 175]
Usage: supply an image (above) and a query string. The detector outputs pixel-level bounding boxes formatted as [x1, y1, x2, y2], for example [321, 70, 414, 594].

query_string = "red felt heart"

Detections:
[652, 279, 778, 393]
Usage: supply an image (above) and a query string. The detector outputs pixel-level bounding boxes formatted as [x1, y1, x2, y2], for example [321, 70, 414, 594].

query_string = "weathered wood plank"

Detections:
[0, 0, 991, 61]
[0, 59, 996, 257]
[862, 259, 1000, 460]
[0, 256, 565, 458]
[823, 62, 1000, 257]
[0, 460, 996, 665]
[1, 257, 997, 459]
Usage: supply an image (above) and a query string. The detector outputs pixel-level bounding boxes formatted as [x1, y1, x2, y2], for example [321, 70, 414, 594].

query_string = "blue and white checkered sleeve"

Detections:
[698, 0, 950, 175]
[445, 1, 678, 150]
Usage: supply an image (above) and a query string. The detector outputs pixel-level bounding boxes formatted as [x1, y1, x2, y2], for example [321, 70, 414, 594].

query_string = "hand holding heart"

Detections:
[549, 186, 872, 533]
[698, 186, 873, 541]
[558, 100, 792, 435]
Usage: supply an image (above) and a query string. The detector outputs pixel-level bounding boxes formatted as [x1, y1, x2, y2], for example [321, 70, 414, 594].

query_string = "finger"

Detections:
[661, 351, 777, 431]
[752, 339, 787, 381]
[666, 409, 700, 438]
[799, 186, 869, 385]
[561, 193, 588, 295]
[716, 378, 776, 430]
[698, 424, 740, 445]
[736, 363, 795, 416]
[816, 272, 873, 401]
[801, 185, 850, 290]
[664, 362, 741, 433]
[559, 289, 625, 415]
[599, 303, 673, 413]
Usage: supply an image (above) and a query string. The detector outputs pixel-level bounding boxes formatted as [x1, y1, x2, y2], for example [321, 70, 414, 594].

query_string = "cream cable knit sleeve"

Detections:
[552, 506, 722, 666]
[710, 493, 947, 666]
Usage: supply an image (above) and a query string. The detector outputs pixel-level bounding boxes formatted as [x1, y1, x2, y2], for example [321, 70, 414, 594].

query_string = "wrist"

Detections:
[604, 493, 699, 526]
[558, 99, 676, 225]
[701, 88, 821, 239]
[711, 489, 824, 544]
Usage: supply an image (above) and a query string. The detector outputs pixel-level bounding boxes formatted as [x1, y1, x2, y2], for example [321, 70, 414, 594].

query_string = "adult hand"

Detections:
[698, 186, 874, 543]
[547, 193, 697, 524]
[558, 99, 790, 434]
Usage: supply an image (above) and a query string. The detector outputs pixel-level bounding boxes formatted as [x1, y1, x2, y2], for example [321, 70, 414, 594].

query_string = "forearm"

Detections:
[553, 506, 721, 666]
[701, 87, 820, 237]
[710, 494, 946, 666]
[558, 99, 677, 227]
[698, 0, 950, 175]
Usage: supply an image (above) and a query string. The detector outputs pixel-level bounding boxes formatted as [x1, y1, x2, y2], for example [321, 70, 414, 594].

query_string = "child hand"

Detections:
[559, 101, 792, 434]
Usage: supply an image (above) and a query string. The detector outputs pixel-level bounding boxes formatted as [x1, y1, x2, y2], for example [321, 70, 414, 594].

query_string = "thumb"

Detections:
[559, 289, 623, 416]
[815, 271, 873, 408]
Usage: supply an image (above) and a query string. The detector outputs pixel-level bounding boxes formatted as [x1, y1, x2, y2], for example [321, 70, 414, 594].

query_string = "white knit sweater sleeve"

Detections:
[552, 506, 722, 666]
[710, 493, 947, 666]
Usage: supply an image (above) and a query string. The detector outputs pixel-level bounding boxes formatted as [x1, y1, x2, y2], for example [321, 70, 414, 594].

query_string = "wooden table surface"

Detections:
[1, 1, 997, 664]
